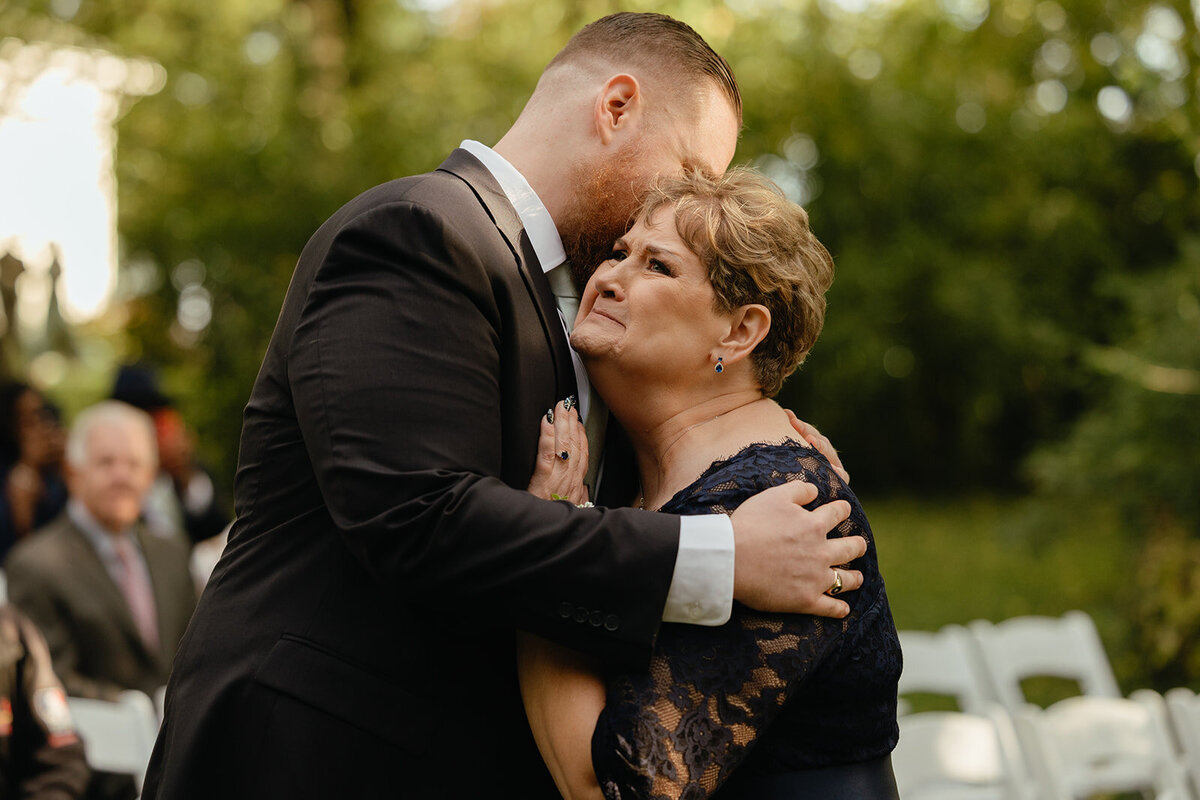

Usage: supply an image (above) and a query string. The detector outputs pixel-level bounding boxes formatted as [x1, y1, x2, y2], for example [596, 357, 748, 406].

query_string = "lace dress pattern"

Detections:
[591, 441, 901, 800]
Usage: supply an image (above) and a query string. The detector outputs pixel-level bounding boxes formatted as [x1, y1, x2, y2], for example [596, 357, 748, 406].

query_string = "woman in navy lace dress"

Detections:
[519, 169, 901, 799]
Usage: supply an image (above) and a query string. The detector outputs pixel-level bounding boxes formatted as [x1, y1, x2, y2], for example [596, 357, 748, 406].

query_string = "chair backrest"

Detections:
[892, 708, 1037, 800]
[67, 690, 160, 792]
[969, 611, 1120, 713]
[1014, 691, 1191, 800]
[899, 625, 996, 715]
[1165, 687, 1200, 798]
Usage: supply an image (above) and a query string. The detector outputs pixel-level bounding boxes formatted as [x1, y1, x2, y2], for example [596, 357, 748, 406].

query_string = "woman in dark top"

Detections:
[520, 169, 901, 799]
[0, 383, 68, 560]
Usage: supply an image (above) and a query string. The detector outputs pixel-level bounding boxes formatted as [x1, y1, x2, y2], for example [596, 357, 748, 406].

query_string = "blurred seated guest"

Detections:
[0, 382, 68, 560]
[0, 604, 90, 799]
[110, 365, 230, 545]
[4, 401, 197, 700]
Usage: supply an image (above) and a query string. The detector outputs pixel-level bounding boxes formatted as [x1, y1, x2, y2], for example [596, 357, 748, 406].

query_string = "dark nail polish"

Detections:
[545, 408, 554, 424]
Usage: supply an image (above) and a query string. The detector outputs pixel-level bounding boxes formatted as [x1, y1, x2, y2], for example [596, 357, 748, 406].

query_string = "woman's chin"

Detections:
[569, 328, 615, 361]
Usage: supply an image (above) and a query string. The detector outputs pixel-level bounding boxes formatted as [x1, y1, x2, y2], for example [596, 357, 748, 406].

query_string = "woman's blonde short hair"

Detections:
[639, 168, 835, 397]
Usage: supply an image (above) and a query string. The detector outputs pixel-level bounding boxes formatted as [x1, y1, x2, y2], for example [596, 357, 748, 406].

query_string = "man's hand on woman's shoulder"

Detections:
[785, 410, 849, 484]
[730, 481, 867, 619]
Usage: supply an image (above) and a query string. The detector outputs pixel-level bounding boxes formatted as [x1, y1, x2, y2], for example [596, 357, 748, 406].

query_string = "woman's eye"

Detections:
[609, 248, 627, 261]
[649, 259, 673, 276]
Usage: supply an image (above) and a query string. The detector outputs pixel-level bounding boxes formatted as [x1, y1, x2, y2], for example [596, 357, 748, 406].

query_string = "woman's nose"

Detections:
[593, 261, 624, 298]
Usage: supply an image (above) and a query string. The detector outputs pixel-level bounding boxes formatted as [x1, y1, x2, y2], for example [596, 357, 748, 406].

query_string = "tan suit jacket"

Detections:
[4, 512, 197, 699]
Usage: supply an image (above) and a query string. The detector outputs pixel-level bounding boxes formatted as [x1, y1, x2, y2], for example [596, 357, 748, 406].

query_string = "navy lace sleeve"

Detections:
[591, 441, 900, 800]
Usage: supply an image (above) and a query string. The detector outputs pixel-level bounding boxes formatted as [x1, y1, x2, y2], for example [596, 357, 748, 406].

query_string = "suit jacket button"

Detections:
[588, 611, 603, 627]
[558, 602, 574, 619]
[603, 614, 620, 631]
[573, 606, 588, 623]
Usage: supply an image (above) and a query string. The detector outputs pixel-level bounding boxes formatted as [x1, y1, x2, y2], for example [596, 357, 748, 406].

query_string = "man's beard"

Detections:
[557, 143, 648, 291]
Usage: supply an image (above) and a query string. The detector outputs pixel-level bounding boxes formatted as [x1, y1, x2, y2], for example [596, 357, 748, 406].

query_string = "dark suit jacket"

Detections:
[144, 150, 682, 799]
[4, 513, 197, 700]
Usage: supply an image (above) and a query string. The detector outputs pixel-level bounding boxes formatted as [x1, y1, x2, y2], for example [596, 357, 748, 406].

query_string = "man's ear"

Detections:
[718, 305, 771, 363]
[594, 74, 641, 145]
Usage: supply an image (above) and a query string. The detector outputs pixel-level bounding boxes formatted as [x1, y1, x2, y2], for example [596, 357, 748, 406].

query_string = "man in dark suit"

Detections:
[5, 401, 197, 701]
[145, 13, 866, 799]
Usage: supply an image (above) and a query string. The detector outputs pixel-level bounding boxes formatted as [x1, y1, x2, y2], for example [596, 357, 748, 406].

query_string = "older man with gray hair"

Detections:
[4, 400, 196, 701]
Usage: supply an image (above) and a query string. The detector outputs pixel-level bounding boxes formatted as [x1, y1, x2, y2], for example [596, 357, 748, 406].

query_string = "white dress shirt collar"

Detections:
[459, 140, 566, 274]
[67, 499, 142, 581]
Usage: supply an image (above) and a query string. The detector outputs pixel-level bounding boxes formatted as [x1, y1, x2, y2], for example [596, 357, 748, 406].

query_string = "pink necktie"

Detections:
[113, 535, 160, 651]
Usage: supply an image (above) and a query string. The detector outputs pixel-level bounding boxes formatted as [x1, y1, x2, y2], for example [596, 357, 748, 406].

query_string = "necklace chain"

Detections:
[636, 409, 734, 510]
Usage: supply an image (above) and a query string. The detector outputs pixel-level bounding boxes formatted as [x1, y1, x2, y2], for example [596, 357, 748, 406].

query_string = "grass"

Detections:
[860, 492, 1141, 702]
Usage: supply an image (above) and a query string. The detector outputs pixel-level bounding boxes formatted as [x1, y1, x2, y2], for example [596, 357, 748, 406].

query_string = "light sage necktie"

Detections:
[113, 534, 160, 651]
[546, 263, 607, 494]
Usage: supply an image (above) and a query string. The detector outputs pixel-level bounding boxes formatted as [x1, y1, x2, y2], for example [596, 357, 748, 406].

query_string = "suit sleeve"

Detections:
[286, 198, 680, 664]
[4, 555, 121, 702]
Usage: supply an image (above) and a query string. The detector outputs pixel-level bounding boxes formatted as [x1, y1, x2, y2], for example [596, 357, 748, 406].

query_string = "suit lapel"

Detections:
[62, 520, 159, 665]
[436, 149, 578, 399]
[137, 527, 174, 665]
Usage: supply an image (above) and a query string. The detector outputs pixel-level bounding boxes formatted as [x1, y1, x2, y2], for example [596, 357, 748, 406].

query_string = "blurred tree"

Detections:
[736, 0, 1200, 500]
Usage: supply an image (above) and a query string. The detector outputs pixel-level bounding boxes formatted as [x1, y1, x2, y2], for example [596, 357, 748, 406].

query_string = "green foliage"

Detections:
[867, 492, 1148, 692]
[1127, 524, 1200, 688]
[1027, 242, 1200, 531]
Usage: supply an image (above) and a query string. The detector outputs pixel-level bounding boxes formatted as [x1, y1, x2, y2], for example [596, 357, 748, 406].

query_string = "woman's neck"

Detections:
[624, 392, 794, 511]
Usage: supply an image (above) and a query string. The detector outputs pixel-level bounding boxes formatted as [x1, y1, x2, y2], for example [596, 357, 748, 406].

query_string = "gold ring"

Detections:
[827, 569, 844, 596]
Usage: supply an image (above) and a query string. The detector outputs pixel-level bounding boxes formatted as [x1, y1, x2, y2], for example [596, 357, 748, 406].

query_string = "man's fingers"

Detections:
[784, 409, 850, 484]
[830, 567, 864, 594]
[805, 432, 849, 484]
[814, 441, 850, 485]
[827, 534, 868, 564]
[807, 498, 852, 532]
[784, 408, 814, 438]
[808, 595, 851, 620]
[765, 477, 817, 506]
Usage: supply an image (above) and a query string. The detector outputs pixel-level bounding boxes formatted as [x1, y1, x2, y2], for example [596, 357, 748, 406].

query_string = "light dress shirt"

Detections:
[67, 500, 156, 604]
[460, 140, 734, 625]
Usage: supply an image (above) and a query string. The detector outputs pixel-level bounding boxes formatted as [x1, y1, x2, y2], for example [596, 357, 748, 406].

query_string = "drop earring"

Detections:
[714, 356, 724, 374]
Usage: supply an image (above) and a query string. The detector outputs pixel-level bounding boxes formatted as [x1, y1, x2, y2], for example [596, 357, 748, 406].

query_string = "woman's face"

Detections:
[571, 206, 729, 380]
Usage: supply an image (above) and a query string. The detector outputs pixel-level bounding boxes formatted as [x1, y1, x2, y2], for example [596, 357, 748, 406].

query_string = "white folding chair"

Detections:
[899, 625, 996, 716]
[67, 690, 160, 794]
[1014, 690, 1192, 799]
[968, 611, 1120, 713]
[892, 707, 1038, 800]
[1165, 687, 1200, 798]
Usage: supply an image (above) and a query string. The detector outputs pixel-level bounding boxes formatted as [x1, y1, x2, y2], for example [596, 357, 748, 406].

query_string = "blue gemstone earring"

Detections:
[715, 356, 724, 374]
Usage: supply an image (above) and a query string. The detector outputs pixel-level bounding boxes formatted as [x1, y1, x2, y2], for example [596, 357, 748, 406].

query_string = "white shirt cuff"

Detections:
[662, 514, 734, 626]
